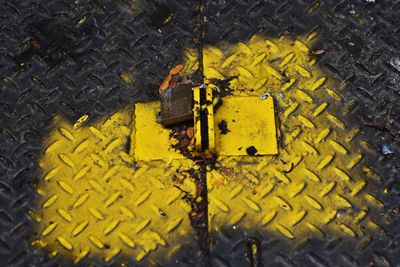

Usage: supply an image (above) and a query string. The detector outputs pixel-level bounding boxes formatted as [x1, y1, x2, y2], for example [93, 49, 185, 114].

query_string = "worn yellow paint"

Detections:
[32, 107, 196, 262]
[193, 86, 202, 152]
[133, 102, 185, 161]
[206, 85, 216, 152]
[33, 33, 383, 263]
[184, 34, 382, 239]
[215, 96, 277, 156]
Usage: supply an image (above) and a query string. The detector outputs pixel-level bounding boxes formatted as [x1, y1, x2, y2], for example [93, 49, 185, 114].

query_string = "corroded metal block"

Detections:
[159, 83, 193, 126]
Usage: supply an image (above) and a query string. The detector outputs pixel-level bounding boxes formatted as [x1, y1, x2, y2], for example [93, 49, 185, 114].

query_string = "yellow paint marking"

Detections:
[294, 40, 310, 53]
[59, 127, 75, 141]
[326, 88, 342, 101]
[319, 182, 336, 197]
[252, 53, 267, 66]
[119, 233, 135, 248]
[35, 107, 195, 262]
[59, 154, 75, 168]
[133, 102, 185, 161]
[281, 78, 296, 91]
[88, 235, 104, 249]
[72, 221, 89, 237]
[44, 167, 58, 181]
[222, 54, 237, 68]
[42, 195, 58, 208]
[265, 65, 282, 79]
[312, 103, 328, 117]
[291, 210, 307, 226]
[89, 208, 104, 220]
[57, 208, 72, 222]
[35, 34, 383, 263]
[355, 210, 368, 224]
[206, 85, 216, 152]
[104, 219, 120, 235]
[329, 140, 348, 154]
[74, 114, 89, 128]
[280, 52, 295, 68]
[307, 223, 324, 237]
[185, 35, 382, 240]
[276, 224, 295, 239]
[261, 210, 277, 225]
[42, 222, 57, 237]
[306, 195, 323, 210]
[346, 154, 363, 169]
[316, 128, 331, 143]
[72, 193, 89, 208]
[73, 166, 90, 181]
[350, 181, 367, 197]
[214, 96, 278, 156]
[74, 139, 90, 153]
[58, 181, 74, 194]
[294, 65, 311, 78]
[304, 168, 321, 182]
[243, 197, 261, 212]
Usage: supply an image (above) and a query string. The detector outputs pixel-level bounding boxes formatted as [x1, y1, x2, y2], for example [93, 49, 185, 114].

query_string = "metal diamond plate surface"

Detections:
[0, 0, 204, 266]
[202, 0, 400, 266]
[0, 0, 399, 266]
[33, 108, 196, 263]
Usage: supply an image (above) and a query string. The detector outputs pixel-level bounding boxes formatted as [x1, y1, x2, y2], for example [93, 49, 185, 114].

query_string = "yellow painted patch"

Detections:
[33, 107, 195, 262]
[193, 86, 202, 152]
[215, 96, 277, 155]
[33, 33, 383, 264]
[133, 102, 185, 161]
[183, 35, 382, 239]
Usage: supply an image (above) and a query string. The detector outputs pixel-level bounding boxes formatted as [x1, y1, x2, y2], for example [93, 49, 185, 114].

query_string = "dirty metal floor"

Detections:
[0, 0, 399, 266]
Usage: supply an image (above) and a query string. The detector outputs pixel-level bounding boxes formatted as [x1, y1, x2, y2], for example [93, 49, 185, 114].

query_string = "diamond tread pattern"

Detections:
[203, 0, 400, 266]
[0, 1, 202, 266]
[0, 0, 399, 267]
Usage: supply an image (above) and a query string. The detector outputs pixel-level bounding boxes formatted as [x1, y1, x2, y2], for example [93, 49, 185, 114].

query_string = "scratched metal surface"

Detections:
[203, 0, 400, 266]
[0, 0, 399, 266]
[0, 0, 203, 266]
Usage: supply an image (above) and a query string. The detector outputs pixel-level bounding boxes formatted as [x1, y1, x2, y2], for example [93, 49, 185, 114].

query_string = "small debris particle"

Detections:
[169, 64, 184, 75]
[120, 73, 133, 85]
[213, 178, 225, 186]
[159, 74, 172, 93]
[150, 4, 173, 31]
[218, 120, 229, 134]
[195, 181, 203, 198]
[159, 209, 166, 216]
[389, 58, 400, 73]
[219, 167, 233, 177]
[381, 144, 395, 155]
[260, 92, 270, 100]
[159, 64, 185, 94]
[77, 16, 87, 25]
[191, 210, 205, 220]
[186, 127, 194, 139]
[172, 173, 186, 184]
[246, 146, 258, 155]
[31, 39, 40, 49]
[312, 49, 325, 55]
[178, 138, 191, 148]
